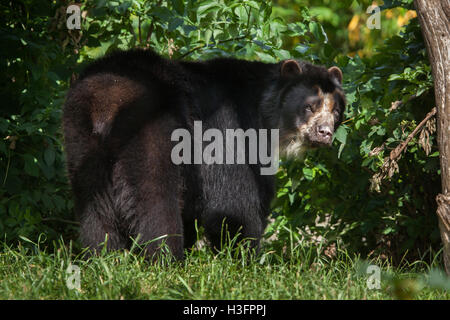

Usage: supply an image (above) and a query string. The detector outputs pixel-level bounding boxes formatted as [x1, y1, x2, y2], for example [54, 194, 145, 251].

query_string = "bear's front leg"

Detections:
[200, 163, 270, 253]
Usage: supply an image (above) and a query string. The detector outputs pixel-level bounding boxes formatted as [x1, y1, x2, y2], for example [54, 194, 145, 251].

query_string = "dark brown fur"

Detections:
[62, 49, 346, 259]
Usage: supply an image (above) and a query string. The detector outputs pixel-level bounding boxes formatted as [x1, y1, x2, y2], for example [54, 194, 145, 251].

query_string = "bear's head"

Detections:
[273, 59, 346, 159]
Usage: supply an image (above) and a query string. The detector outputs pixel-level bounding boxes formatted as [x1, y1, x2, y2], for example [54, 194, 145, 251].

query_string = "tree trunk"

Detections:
[414, 0, 450, 274]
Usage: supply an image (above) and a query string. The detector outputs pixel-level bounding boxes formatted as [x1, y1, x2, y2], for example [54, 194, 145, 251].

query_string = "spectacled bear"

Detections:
[62, 49, 346, 259]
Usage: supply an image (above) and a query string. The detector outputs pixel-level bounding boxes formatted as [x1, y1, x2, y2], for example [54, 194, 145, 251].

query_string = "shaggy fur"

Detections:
[62, 49, 346, 259]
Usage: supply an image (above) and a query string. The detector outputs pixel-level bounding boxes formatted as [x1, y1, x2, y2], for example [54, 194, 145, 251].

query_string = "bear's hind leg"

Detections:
[79, 195, 128, 253]
[122, 116, 185, 260]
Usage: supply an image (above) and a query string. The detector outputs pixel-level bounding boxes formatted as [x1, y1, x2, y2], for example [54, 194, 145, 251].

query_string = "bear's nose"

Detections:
[317, 125, 332, 138]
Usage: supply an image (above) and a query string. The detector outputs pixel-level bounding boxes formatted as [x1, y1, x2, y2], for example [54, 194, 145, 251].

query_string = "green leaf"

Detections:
[302, 167, 314, 180]
[171, 0, 185, 15]
[44, 145, 55, 166]
[334, 125, 348, 144]
[23, 155, 39, 177]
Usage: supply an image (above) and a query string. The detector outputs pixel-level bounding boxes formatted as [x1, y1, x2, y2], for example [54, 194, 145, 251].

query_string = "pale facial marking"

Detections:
[309, 87, 335, 130]
[298, 89, 335, 147]
[315, 93, 335, 126]
[282, 123, 308, 159]
[280, 87, 339, 159]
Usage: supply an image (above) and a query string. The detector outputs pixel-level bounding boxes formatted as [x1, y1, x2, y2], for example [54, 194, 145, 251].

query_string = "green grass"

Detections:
[0, 235, 449, 300]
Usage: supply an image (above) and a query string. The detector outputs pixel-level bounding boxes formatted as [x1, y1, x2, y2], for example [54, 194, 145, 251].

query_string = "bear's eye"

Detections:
[305, 104, 313, 112]
[333, 108, 340, 116]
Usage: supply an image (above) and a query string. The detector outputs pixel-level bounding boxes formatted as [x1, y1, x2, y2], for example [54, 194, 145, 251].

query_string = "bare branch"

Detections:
[177, 35, 247, 60]
[389, 107, 437, 161]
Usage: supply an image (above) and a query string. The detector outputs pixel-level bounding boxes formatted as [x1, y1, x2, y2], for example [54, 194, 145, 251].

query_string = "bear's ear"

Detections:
[281, 59, 302, 78]
[328, 66, 343, 84]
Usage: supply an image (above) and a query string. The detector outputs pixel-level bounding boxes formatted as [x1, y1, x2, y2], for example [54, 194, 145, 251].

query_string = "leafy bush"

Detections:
[0, 1, 78, 242]
[270, 0, 441, 263]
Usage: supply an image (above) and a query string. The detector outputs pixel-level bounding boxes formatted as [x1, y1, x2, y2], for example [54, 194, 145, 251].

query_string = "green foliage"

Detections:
[0, 0, 443, 267]
[272, 1, 441, 263]
[78, 0, 291, 62]
[0, 1, 77, 242]
[274, 0, 417, 57]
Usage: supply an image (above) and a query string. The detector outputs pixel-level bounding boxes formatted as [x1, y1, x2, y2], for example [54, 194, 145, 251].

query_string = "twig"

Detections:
[146, 0, 163, 44]
[2, 148, 11, 187]
[138, 15, 142, 44]
[178, 5, 252, 60]
[42, 217, 80, 225]
[178, 35, 247, 59]
[245, 5, 251, 31]
[341, 117, 354, 124]
[389, 107, 437, 160]
[389, 94, 418, 112]
[146, 19, 155, 44]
